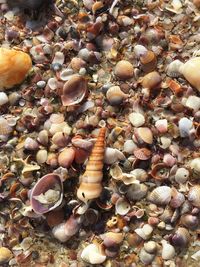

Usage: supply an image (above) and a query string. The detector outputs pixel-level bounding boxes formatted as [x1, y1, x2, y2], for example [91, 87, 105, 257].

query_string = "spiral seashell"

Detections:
[140, 50, 157, 73]
[180, 214, 198, 230]
[30, 173, 63, 214]
[171, 227, 190, 247]
[0, 48, 32, 89]
[188, 185, 200, 208]
[174, 168, 189, 184]
[58, 147, 75, 168]
[150, 163, 169, 180]
[77, 128, 106, 202]
[161, 241, 175, 260]
[61, 75, 88, 106]
[106, 86, 128, 106]
[148, 186, 172, 205]
[0, 117, 13, 135]
[134, 127, 153, 144]
[141, 71, 162, 90]
[166, 59, 183, 78]
[81, 243, 106, 264]
[114, 60, 134, 80]
[179, 57, 200, 91]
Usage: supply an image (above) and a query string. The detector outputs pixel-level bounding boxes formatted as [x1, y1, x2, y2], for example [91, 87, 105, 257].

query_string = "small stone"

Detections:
[114, 60, 134, 80]
[0, 247, 13, 264]
[37, 81, 46, 88]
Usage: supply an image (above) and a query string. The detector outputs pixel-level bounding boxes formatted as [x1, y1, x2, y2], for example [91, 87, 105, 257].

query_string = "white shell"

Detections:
[144, 241, 157, 254]
[134, 45, 148, 58]
[139, 248, 155, 265]
[190, 158, 200, 174]
[166, 59, 183, 77]
[127, 183, 148, 201]
[175, 168, 189, 184]
[106, 86, 128, 105]
[36, 150, 48, 164]
[129, 112, 145, 127]
[123, 140, 138, 154]
[104, 147, 125, 165]
[178, 117, 193, 137]
[180, 57, 200, 91]
[130, 169, 148, 182]
[52, 51, 65, 65]
[0, 92, 8, 106]
[52, 223, 70, 243]
[155, 119, 168, 133]
[161, 241, 175, 260]
[81, 244, 106, 265]
[135, 224, 153, 240]
[115, 198, 131, 215]
[159, 136, 171, 149]
[149, 186, 172, 205]
[185, 96, 200, 112]
[60, 69, 74, 81]
[188, 185, 200, 207]
[48, 77, 59, 90]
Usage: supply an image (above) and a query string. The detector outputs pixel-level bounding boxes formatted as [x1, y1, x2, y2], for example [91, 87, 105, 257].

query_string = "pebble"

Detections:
[0, 247, 12, 264]
[37, 81, 46, 88]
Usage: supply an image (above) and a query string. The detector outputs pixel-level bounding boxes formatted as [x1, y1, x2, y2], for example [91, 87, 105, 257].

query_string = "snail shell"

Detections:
[77, 128, 106, 202]
[106, 86, 128, 106]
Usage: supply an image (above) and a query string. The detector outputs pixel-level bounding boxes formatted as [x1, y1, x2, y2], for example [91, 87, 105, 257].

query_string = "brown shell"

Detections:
[134, 148, 151, 160]
[140, 51, 157, 73]
[77, 127, 106, 202]
[151, 163, 169, 180]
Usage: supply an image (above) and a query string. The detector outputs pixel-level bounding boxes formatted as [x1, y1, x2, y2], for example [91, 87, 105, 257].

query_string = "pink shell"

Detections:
[163, 154, 176, 167]
[134, 148, 151, 160]
[155, 119, 168, 133]
[30, 173, 63, 214]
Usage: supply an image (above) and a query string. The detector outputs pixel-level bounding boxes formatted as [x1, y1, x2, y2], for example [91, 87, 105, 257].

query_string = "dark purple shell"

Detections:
[30, 173, 63, 214]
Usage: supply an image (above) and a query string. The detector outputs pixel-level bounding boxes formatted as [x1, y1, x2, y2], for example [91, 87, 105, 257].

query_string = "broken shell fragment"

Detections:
[148, 186, 172, 205]
[61, 75, 88, 106]
[106, 86, 128, 105]
[151, 163, 169, 180]
[30, 173, 63, 214]
[127, 183, 148, 201]
[0, 247, 13, 264]
[139, 248, 155, 265]
[101, 232, 124, 247]
[144, 241, 157, 254]
[81, 243, 106, 264]
[0, 48, 32, 89]
[114, 60, 134, 80]
[161, 241, 175, 260]
[135, 224, 153, 240]
[179, 57, 200, 91]
[104, 147, 125, 165]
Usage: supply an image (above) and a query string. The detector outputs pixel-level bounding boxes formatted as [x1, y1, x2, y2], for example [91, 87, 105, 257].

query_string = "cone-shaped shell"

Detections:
[180, 57, 200, 92]
[0, 48, 32, 89]
[61, 75, 87, 106]
[30, 173, 63, 214]
[77, 128, 106, 202]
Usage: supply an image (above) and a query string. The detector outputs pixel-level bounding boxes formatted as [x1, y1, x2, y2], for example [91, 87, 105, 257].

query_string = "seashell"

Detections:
[161, 241, 175, 260]
[171, 227, 190, 247]
[123, 140, 138, 154]
[140, 50, 157, 73]
[37, 130, 49, 146]
[178, 117, 193, 137]
[179, 57, 200, 92]
[59, 69, 74, 81]
[52, 51, 65, 65]
[194, 0, 200, 8]
[50, 113, 65, 124]
[148, 186, 172, 205]
[81, 243, 106, 264]
[83, 208, 99, 226]
[175, 168, 189, 184]
[104, 147, 125, 165]
[77, 128, 106, 202]
[36, 149, 48, 164]
[101, 232, 124, 247]
[30, 173, 63, 214]
[52, 215, 80, 242]
[134, 45, 148, 58]
[71, 136, 93, 150]
[191, 250, 200, 261]
[170, 190, 185, 208]
[151, 163, 169, 180]
[155, 119, 168, 133]
[180, 214, 198, 230]
[0, 48, 32, 89]
[160, 206, 173, 223]
[0, 117, 13, 135]
[166, 59, 183, 77]
[0, 247, 13, 264]
[46, 153, 58, 167]
[129, 112, 145, 127]
[109, 164, 123, 180]
[127, 183, 148, 201]
[71, 57, 86, 72]
[135, 224, 153, 240]
[46, 209, 65, 228]
[131, 169, 148, 182]
[115, 198, 131, 215]
[0, 92, 8, 106]
[185, 95, 200, 112]
[61, 75, 88, 106]
[74, 148, 90, 164]
[134, 127, 153, 144]
[52, 132, 70, 148]
[141, 71, 162, 90]
[114, 60, 134, 80]
[159, 136, 171, 149]
[190, 158, 200, 174]
[139, 248, 155, 264]
[144, 241, 157, 254]
[106, 86, 128, 106]
[188, 185, 200, 208]
[24, 137, 39, 151]
[134, 148, 151, 160]
[163, 154, 176, 167]
[58, 147, 75, 168]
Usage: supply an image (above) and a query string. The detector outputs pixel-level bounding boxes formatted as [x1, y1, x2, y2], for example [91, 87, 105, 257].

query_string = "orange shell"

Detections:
[0, 48, 32, 89]
[77, 127, 106, 202]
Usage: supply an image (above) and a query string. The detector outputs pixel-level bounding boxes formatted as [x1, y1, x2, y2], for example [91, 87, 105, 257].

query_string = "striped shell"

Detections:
[134, 148, 151, 160]
[148, 186, 172, 205]
[0, 117, 13, 135]
[77, 128, 106, 202]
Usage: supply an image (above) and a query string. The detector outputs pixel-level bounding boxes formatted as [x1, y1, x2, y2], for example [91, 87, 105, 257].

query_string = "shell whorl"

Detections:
[77, 127, 106, 202]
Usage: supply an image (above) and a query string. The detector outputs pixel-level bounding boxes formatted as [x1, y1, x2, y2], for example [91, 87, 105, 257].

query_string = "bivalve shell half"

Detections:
[129, 112, 145, 127]
[188, 185, 200, 208]
[30, 173, 63, 214]
[134, 127, 153, 144]
[161, 241, 175, 260]
[134, 148, 151, 160]
[115, 198, 131, 215]
[127, 183, 148, 201]
[0, 117, 13, 135]
[114, 60, 134, 80]
[106, 86, 128, 106]
[104, 147, 125, 165]
[135, 224, 153, 240]
[180, 214, 198, 230]
[139, 248, 155, 265]
[190, 158, 200, 174]
[61, 75, 88, 106]
[58, 147, 75, 168]
[151, 163, 169, 180]
[81, 243, 106, 265]
[175, 168, 189, 184]
[148, 186, 172, 205]
[141, 71, 162, 90]
[171, 227, 190, 247]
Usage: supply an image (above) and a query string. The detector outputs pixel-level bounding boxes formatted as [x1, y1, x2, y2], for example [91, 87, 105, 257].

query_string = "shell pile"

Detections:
[1, 0, 200, 266]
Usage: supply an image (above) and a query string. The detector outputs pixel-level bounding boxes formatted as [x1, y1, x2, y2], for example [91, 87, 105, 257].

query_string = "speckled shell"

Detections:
[77, 128, 106, 202]
[0, 48, 32, 89]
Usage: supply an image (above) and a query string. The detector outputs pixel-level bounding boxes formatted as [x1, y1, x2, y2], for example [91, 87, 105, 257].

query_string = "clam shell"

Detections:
[0, 117, 13, 135]
[141, 71, 162, 90]
[52, 132, 70, 148]
[104, 147, 125, 165]
[127, 183, 148, 201]
[61, 75, 87, 106]
[134, 148, 151, 160]
[81, 244, 106, 264]
[161, 241, 175, 260]
[134, 127, 153, 144]
[175, 168, 189, 184]
[185, 95, 200, 112]
[37, 130, 49, 146]
[123, 140, 138, 154]
[178, 117, 193, 137]
[180, 214, 198, 230]
[30, 173, 63, 214]
[36, 149, 48, 164]
[129, 112, 145, 127]
[106, 86, 128, 105]
[101, 232, 124, 247]
[130, 169, 148, 182]
[114, 60, 134, 80]
[0, 48, 32, 89]
[166, 59, 183, 77]
[135, 224, 153, 240]
[115, 198, 130, 215]
[188, 185, 200, 207]
[24, 137, 39, 151]
[144, 241, 157, 254]
[0, 92, 8, 106]
[151, 163, 169, 180]
[155, 119, 168, 133]
[58, 147, 75, 168]
[171, 227, 190, 247]
[148, 186, 172, 205]
[190, 158, 200, 174]
[139, 248, 155, 264]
